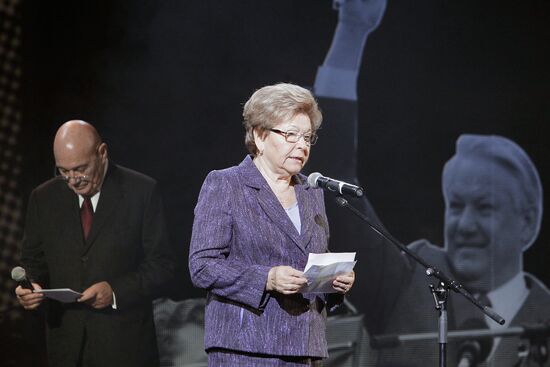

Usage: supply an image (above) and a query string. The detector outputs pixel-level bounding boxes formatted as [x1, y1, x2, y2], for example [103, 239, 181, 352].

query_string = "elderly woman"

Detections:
[189, 83, 355, 366]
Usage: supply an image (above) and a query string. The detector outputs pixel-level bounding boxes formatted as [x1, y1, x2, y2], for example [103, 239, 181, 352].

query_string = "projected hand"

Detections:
[337, 0, 387, 32]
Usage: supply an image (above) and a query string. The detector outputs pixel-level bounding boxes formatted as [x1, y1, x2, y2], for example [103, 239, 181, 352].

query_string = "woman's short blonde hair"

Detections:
[242, 83, 322, 156]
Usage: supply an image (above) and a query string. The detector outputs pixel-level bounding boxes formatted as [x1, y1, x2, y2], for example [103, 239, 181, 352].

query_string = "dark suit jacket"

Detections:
[189, 155, 341, 358]
[375, 242, 550, 367]
[21, 163, 174, 367]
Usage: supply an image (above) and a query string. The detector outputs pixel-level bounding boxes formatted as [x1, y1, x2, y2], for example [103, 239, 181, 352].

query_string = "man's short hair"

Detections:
[442, 134, 543, 250]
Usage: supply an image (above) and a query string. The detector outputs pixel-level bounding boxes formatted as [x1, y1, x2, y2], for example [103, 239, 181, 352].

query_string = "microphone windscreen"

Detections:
[11, 266, 26, 282]
[307, 172, 322, 188]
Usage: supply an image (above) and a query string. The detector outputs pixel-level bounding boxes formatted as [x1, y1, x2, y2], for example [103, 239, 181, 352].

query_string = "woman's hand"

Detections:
[266, 266, 308, 295]
[332, 271, 355, 294]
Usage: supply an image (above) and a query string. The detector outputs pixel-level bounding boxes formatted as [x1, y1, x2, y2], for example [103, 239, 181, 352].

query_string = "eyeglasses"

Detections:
[54, 168, 92, 185]
[269, 129, 318, 146]
[53, 143, 103, 185]
[54, 163, 93, 185]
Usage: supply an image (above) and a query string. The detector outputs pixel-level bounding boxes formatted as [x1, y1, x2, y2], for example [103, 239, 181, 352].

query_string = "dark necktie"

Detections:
[80, 197, 94, 240]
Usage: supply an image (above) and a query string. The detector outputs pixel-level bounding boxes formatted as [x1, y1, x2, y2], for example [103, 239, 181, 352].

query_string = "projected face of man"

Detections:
[443, 157, 530, 292]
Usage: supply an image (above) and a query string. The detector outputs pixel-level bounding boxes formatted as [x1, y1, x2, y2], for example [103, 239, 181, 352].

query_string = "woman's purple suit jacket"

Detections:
[189, 155, 341, 358]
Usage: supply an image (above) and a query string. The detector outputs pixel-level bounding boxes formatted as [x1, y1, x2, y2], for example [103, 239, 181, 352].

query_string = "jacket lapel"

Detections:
[82, 164, 122, 255]
[239, 156, 307, 255]
[295, 181, 314, 249]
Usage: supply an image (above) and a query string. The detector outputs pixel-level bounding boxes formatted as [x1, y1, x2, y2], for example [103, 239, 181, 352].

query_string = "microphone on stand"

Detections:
[11, 266, 35, 290]
[457, 319, 493, 367]
[307, 172, 364, 197]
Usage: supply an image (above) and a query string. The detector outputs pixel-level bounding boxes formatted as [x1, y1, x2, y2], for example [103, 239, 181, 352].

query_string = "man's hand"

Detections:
[332, 271, 355, 294]
[78, 281, 114, 309]
[337, 0, 387, 32]
[266, 266, 308, 295]
[15, 283, 44, 310]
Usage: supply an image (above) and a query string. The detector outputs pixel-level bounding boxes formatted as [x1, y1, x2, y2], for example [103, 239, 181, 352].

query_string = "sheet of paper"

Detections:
[33, 288, 82, 303]
[303, 252, 356, 272]
[301, 252, 356, 293]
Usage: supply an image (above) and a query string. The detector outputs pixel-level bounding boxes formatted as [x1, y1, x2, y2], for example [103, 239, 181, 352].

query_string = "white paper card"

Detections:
[33, 288, 82, 303]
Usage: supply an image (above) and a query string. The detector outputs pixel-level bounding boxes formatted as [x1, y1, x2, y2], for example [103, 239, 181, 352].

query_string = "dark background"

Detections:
[20, 0, 550, 300]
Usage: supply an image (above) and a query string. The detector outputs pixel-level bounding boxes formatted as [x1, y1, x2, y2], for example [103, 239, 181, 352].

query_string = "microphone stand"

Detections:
[334, 196, 506, 367]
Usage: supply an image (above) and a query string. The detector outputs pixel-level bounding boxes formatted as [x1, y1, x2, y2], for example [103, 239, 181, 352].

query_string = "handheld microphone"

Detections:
[307, 172, 364, 197]
[11, 266, 34, 290]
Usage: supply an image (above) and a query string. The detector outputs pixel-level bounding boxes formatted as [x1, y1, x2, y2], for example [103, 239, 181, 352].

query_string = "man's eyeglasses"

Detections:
[54, 167, 91, 185]
[269, 129, 318, 146]
[53, 143, 103, 185]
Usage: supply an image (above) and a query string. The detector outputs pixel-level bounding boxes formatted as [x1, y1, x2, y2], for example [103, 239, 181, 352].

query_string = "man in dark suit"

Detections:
[308, 1, 550, 366]
[367, 135, 550, 367]
[15, 120, 174, 367]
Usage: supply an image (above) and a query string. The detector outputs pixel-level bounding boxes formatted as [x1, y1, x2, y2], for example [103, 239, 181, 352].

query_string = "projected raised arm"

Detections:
[314, 0, 387, 100]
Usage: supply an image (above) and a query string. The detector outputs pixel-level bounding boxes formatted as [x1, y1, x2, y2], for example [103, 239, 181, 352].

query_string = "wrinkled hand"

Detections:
[78, 281, 113, 309]
[332, 271, 355, 294]
[266, 266, 308, 295]
[337, 0, 387, 32]
[15, 283, 44, 310]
